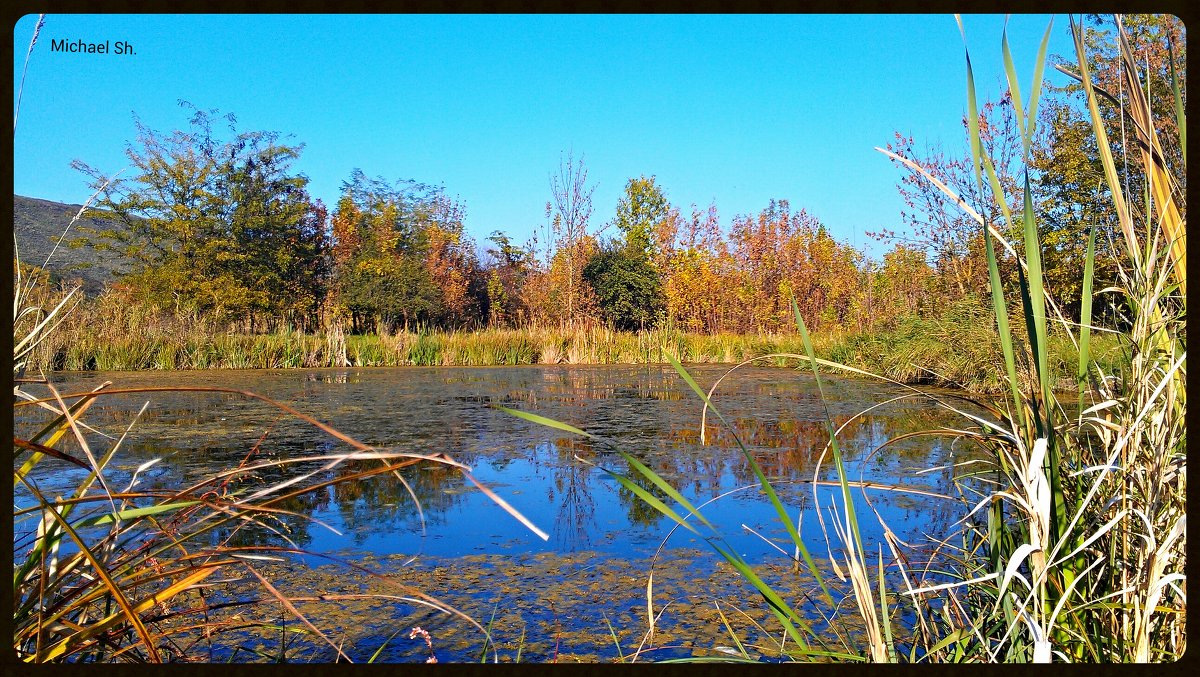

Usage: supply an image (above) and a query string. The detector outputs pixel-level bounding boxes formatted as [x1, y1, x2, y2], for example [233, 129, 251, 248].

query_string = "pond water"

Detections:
[15, 365, 988, 662]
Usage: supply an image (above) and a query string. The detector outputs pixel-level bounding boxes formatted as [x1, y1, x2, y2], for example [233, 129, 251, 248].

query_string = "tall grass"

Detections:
[24, 304, 1119, 394]
[504, 14, 1184, 662]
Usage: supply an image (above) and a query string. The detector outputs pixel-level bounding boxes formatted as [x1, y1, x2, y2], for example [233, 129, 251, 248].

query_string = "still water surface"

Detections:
[18, 365, 985, 661]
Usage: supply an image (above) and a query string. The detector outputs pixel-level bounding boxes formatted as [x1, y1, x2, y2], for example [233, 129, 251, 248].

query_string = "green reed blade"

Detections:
[1021, 172, 1052, 429]
[602, 614, 624, 661]
[878, 548, 895, 662]
[713, 544, 812, 653]
[665, 350, 831, 602]
[1078, 224, 1097, 400]
[924, 627, 971, 660]
[1167, 34, 1185, 165]
[587, 452, 816, 654]
[960, 21, 984, 189]
[713, 602, 751, 659]
[1026, 18, 1055, 151]
[499, 404, 716, 531]
[579, 454, 702, 537]
[965, 30, 1025, 429]
[68, 500, 200, 529]
[789, 298, 865, 582]
[17, 385, 108, 478]
[367, 624, 409, 663]
[496, 405, 589, 437]
[1001, 22, 1028, 149]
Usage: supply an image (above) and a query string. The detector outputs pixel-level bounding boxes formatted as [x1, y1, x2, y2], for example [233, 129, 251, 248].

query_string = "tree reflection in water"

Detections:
[30, 365, 975, 561]
[546, 437, 596, 551]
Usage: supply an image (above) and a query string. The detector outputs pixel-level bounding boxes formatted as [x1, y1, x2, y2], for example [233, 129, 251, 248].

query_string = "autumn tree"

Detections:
[328, 170, 474, 332]
[546, 150, 597, 324]
[661, 203, 740, 333]
[729, 199, 863, 332]
[74, 102, 328, 330]
[865, 245, 937, 327]
[876, 94, 1024, 302]
[422, 194, 483, 328]
[1032, 14, 1185, 318]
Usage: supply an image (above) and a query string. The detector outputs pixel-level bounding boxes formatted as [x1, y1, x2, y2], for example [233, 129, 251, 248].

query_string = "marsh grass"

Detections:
[22, 307, 1118, 394]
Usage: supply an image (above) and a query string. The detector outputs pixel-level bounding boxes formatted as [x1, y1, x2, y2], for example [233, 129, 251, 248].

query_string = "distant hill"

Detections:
[12, 195, 131, 294]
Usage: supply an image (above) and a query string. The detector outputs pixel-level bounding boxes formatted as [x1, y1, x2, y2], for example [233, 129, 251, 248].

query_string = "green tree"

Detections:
[612, 175, 669, 261]
[1030, 102, 1121, 318]
[74, 103, 327, 330]
[1049, 14, 1185, 193]
[583, 247, 664, 331]
[338, 251, 440, 332]
[1032, 14, 1185, 320]
[483, 231, 534, 327]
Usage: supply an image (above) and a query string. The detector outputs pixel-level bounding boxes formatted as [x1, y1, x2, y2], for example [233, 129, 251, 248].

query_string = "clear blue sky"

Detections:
[12, 13, 1073, 259]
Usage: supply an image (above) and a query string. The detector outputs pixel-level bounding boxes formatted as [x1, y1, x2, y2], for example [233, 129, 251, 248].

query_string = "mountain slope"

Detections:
[12, 194, 130, 294]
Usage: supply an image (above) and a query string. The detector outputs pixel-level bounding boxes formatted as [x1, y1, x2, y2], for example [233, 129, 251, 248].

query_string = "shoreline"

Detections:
[26, 323, 1114, 395]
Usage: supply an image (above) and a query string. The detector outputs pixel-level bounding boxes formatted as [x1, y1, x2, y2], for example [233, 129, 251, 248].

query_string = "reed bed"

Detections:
[22, 307, 1116, 394]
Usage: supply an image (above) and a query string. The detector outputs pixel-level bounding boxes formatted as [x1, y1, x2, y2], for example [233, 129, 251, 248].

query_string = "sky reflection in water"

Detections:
[24, 365, 981, 565]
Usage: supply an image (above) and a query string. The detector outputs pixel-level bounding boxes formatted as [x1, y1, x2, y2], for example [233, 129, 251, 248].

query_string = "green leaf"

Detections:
[1001, 21, 1028, 148]
[1077, 224, 1097, 400]
[666, 349, 832, 603]
[1021, 172, 1051, 428]
[789, 299, 866, 581]
[70, 500, 201, 528]
[714, 544, 812, 653]
[1026, 18, 1055, 150]
[496, 405, 589, 437]
[615, 450, 715, 532]
[965, 31, 1025, 430]
[1167, 34, 1186, 164]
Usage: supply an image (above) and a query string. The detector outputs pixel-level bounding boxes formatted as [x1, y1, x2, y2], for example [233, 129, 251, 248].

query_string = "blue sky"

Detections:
[12, 13, 1074, 259]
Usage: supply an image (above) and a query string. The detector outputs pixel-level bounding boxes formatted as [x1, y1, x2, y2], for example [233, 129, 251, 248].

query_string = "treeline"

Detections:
[65, 110, 903, 336]
[51, 16, 1179, 339]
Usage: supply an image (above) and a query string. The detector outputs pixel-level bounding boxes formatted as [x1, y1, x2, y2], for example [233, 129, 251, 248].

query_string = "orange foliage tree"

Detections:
[727, 199, 865, 332]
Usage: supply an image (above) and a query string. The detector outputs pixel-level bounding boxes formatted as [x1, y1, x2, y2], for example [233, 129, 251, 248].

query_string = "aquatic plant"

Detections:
[23, 313, 1113, 393]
